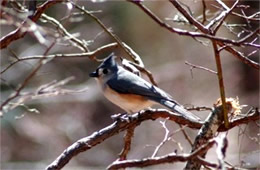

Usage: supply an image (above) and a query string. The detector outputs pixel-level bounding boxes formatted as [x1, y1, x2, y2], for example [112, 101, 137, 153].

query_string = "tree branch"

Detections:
[169, 0, 209, 33]
[206, 0, 239, 34]
[46, 107, 259, 169]
[0, 0, 63, 49]
[218, 107, 259, 131]
[1, 42, 119, 75]
[185, 61, 217, 75]
[0, 41, 56, 116]
[71, 1, 143, 66]
[201, 0, 207, 24]
[212, 41, 229, 128]
[129, 0, 260, 69]
[41, 13, 89, 52]
[118, 125, 136, 161]
[107, 139, 215, 169]
[185, 105, 224, 169]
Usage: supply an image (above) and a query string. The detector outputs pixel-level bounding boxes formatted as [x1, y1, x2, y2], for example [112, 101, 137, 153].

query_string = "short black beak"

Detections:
[89, 70, 99, 77]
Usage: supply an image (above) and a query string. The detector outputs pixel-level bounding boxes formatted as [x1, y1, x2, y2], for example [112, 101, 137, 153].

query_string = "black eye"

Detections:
[102, 68, 108, 74]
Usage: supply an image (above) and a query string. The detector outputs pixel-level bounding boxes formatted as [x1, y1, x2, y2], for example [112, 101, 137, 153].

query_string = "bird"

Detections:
[89, 53, 200, 121]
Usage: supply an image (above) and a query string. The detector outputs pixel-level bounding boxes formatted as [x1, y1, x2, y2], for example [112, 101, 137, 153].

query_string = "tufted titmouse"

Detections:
[89, 53, 200, 121]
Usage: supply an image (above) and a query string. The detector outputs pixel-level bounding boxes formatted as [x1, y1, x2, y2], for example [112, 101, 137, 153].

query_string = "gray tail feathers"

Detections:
[160, 99, 201, 122]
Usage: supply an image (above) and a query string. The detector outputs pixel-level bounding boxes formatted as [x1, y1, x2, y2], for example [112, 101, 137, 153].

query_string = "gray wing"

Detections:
[107, 67, 173, 102]
[108, 67, 201, 121]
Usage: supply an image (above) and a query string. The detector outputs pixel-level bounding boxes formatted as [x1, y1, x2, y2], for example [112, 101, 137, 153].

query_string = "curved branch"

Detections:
[71, 2, 143, 66]
[0, 0, 63, 49]
[1, 42, 119, 75]
[129, 0, 260, 69]
[0, 42, 56, 116]
[41, 14, 89, 52]
[129, 1, 260, 48]
[108, 139, 215, 169]
[169, 0, 209, 33]
[45, 108, 259, 169]
[45, 109, 202, 170]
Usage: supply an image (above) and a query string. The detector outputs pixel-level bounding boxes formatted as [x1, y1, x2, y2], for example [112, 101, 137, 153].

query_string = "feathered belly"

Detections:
[103, 85, 154, 113]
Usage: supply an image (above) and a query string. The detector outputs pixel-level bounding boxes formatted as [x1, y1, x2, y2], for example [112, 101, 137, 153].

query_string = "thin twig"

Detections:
[71, 1, 142, 66]
[71, 1, 160, 85]
[1, 42, 119, 74]
[236, 28, 260, 44]
[128, 61, 158, 86]
[223, 45, 259, 69]
[118, 43, 159, 86]
[129, 1, 259, 48]
[185, 61, 217, 75]
[0, 0, 63, 49]
[151, 119, 170, 158]
[129, 1, 259, 47]
[211, 0, 239, 34]
[169, 0, 209, 33]
[129, 0, 260, 69]
[212, 41, 229, 128]
[201, 0, 207, 24]
[41, 14, 89, 52]
[0, 41, 56, 116]
[179, 124, 193, 147]
[231, 11, 260, 21]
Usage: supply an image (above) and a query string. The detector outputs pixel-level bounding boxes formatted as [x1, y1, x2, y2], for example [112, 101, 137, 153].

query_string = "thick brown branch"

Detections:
[46, 108, 259, 169]
[45, 109, 202, 170]
[185, 105, 224, 169]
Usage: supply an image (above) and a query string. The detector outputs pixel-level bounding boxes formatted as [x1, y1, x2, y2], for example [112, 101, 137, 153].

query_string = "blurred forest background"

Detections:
[1, 0, 259, 169]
